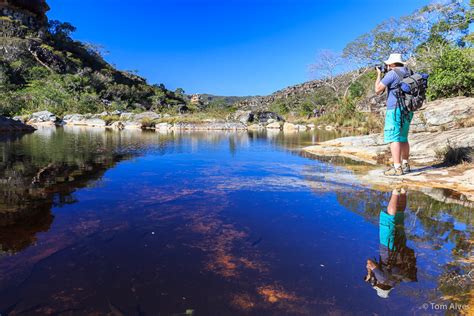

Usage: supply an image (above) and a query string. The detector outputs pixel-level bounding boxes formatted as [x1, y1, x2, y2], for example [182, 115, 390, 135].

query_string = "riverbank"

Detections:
[303, 97, 474, 201]
[6, 109, 341, 132]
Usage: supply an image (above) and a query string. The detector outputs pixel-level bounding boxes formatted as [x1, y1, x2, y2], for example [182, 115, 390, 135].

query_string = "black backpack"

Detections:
[393, 68, 429, 112]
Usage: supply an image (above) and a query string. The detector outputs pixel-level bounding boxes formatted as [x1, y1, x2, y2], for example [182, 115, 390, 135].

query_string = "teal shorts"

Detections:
[379, 210, 404, 250]
[384, 107, 413, 143]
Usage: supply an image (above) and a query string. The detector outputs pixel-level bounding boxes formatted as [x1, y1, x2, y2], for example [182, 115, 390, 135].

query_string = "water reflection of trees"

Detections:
[335, 189, 473, 305]
[0, 128, 178, 254]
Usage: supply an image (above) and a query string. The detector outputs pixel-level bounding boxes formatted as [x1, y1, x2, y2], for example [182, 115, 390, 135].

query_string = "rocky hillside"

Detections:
[234, 80, 326, 111]
[0, 0, 186, 117]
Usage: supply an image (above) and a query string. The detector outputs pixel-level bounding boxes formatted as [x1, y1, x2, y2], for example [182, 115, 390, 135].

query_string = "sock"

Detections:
[402, 159, 409, 165]
[394, 163, 401, 169]
[392, 188, 400, 195]
[400, 188, 406, 194]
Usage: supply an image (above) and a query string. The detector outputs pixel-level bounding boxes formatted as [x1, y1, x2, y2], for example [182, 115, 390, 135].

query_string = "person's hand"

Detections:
[376, 67, 382, 76]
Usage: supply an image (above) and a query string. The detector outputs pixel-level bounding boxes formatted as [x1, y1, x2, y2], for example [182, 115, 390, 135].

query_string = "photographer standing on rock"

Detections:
[375, 54, 414, 176]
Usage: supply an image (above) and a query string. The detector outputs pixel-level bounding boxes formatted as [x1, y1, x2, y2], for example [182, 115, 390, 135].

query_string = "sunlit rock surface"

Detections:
[303, 97, 474, 198]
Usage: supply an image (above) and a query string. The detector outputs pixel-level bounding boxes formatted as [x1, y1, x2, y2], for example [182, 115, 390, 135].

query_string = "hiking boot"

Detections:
[384, 166, 404, 176]
[402, 163, 411, 173]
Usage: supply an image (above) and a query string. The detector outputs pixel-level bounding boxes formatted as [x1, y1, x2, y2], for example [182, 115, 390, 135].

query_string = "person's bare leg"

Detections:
[397, 189, 407, 212]
[401, 142, 410, 161]
[390, 142, 402, 165]
[387, 189, 400, 216]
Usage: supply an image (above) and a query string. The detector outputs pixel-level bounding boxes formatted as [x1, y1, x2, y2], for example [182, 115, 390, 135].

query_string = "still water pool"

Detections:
[0, 127, 472, 315]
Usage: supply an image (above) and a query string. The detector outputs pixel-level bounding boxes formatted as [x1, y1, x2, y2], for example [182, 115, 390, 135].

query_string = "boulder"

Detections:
[283, 122, 308, 132]
[266, 122, 283, 129]
[83, 118, 106, 127]
[0, 116, 36, 132]
[122, 121, 142, 129]
[255, 111, 283, 123]
[12, 116, 26, 123]
[248, 124, 265, 131]
[63, 114, 85, 124]
[27, 111, 59, 126]
[63, 114, 106, 127]
[411, 97, 474, 132]
[110, 121, 125, 130]
[173, 122, 247, 130]
[307, 124, 315, 130]
[120, 112, 134, 120]
[283, 122, 296, 130]
[133, 111, 161, 121]
[232, 110, 254, 124]
[156, 123, 172, 131]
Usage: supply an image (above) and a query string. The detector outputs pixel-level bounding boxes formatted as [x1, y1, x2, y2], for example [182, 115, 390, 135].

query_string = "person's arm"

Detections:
[375, 68, 386, 95]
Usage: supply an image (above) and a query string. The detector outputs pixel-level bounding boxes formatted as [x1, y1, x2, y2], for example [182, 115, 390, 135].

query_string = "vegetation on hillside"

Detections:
[0, 0, 472, 126]
[0, 19, 188, 117]
[281, 0, 473, 131]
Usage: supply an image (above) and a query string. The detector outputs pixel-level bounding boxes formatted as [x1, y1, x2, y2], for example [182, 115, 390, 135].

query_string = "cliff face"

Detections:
[0, 0, 49, 31]
[7, 0, 49, 17]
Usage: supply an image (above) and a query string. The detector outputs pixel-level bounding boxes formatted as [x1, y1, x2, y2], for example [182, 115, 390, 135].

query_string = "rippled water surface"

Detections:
[0, 127, 472, 315]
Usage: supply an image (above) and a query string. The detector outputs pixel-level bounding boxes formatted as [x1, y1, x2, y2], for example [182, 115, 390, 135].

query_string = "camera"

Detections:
[375, 64, 388, 74]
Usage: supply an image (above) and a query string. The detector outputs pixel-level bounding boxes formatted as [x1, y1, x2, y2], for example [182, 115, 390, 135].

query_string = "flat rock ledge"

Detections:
[304, 126, 474, 165]
[303, 127, 474, 201]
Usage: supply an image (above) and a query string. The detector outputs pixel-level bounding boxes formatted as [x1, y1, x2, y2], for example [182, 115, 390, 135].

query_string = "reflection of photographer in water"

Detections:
[365, 188, 417, 298]
[375, 54, 413, 176]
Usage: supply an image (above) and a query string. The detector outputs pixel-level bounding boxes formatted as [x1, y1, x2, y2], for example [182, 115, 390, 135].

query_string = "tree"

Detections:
[48, 20, 77, 43]
[342, 0, 470, 66]
[309, 49, 369, 100]
[426, 46, 474, 100]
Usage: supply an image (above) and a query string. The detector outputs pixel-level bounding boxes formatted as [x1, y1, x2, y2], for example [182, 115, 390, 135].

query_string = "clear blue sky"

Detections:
[47, 0, 430, 96]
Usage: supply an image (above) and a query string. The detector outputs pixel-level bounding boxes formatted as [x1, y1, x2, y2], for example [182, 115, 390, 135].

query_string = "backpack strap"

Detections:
[393, 68, 405, 81]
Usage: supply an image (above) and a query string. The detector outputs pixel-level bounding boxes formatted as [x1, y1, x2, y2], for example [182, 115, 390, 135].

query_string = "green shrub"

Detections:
[426, 47, 474, 100]
[140, 117, 156, 129]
